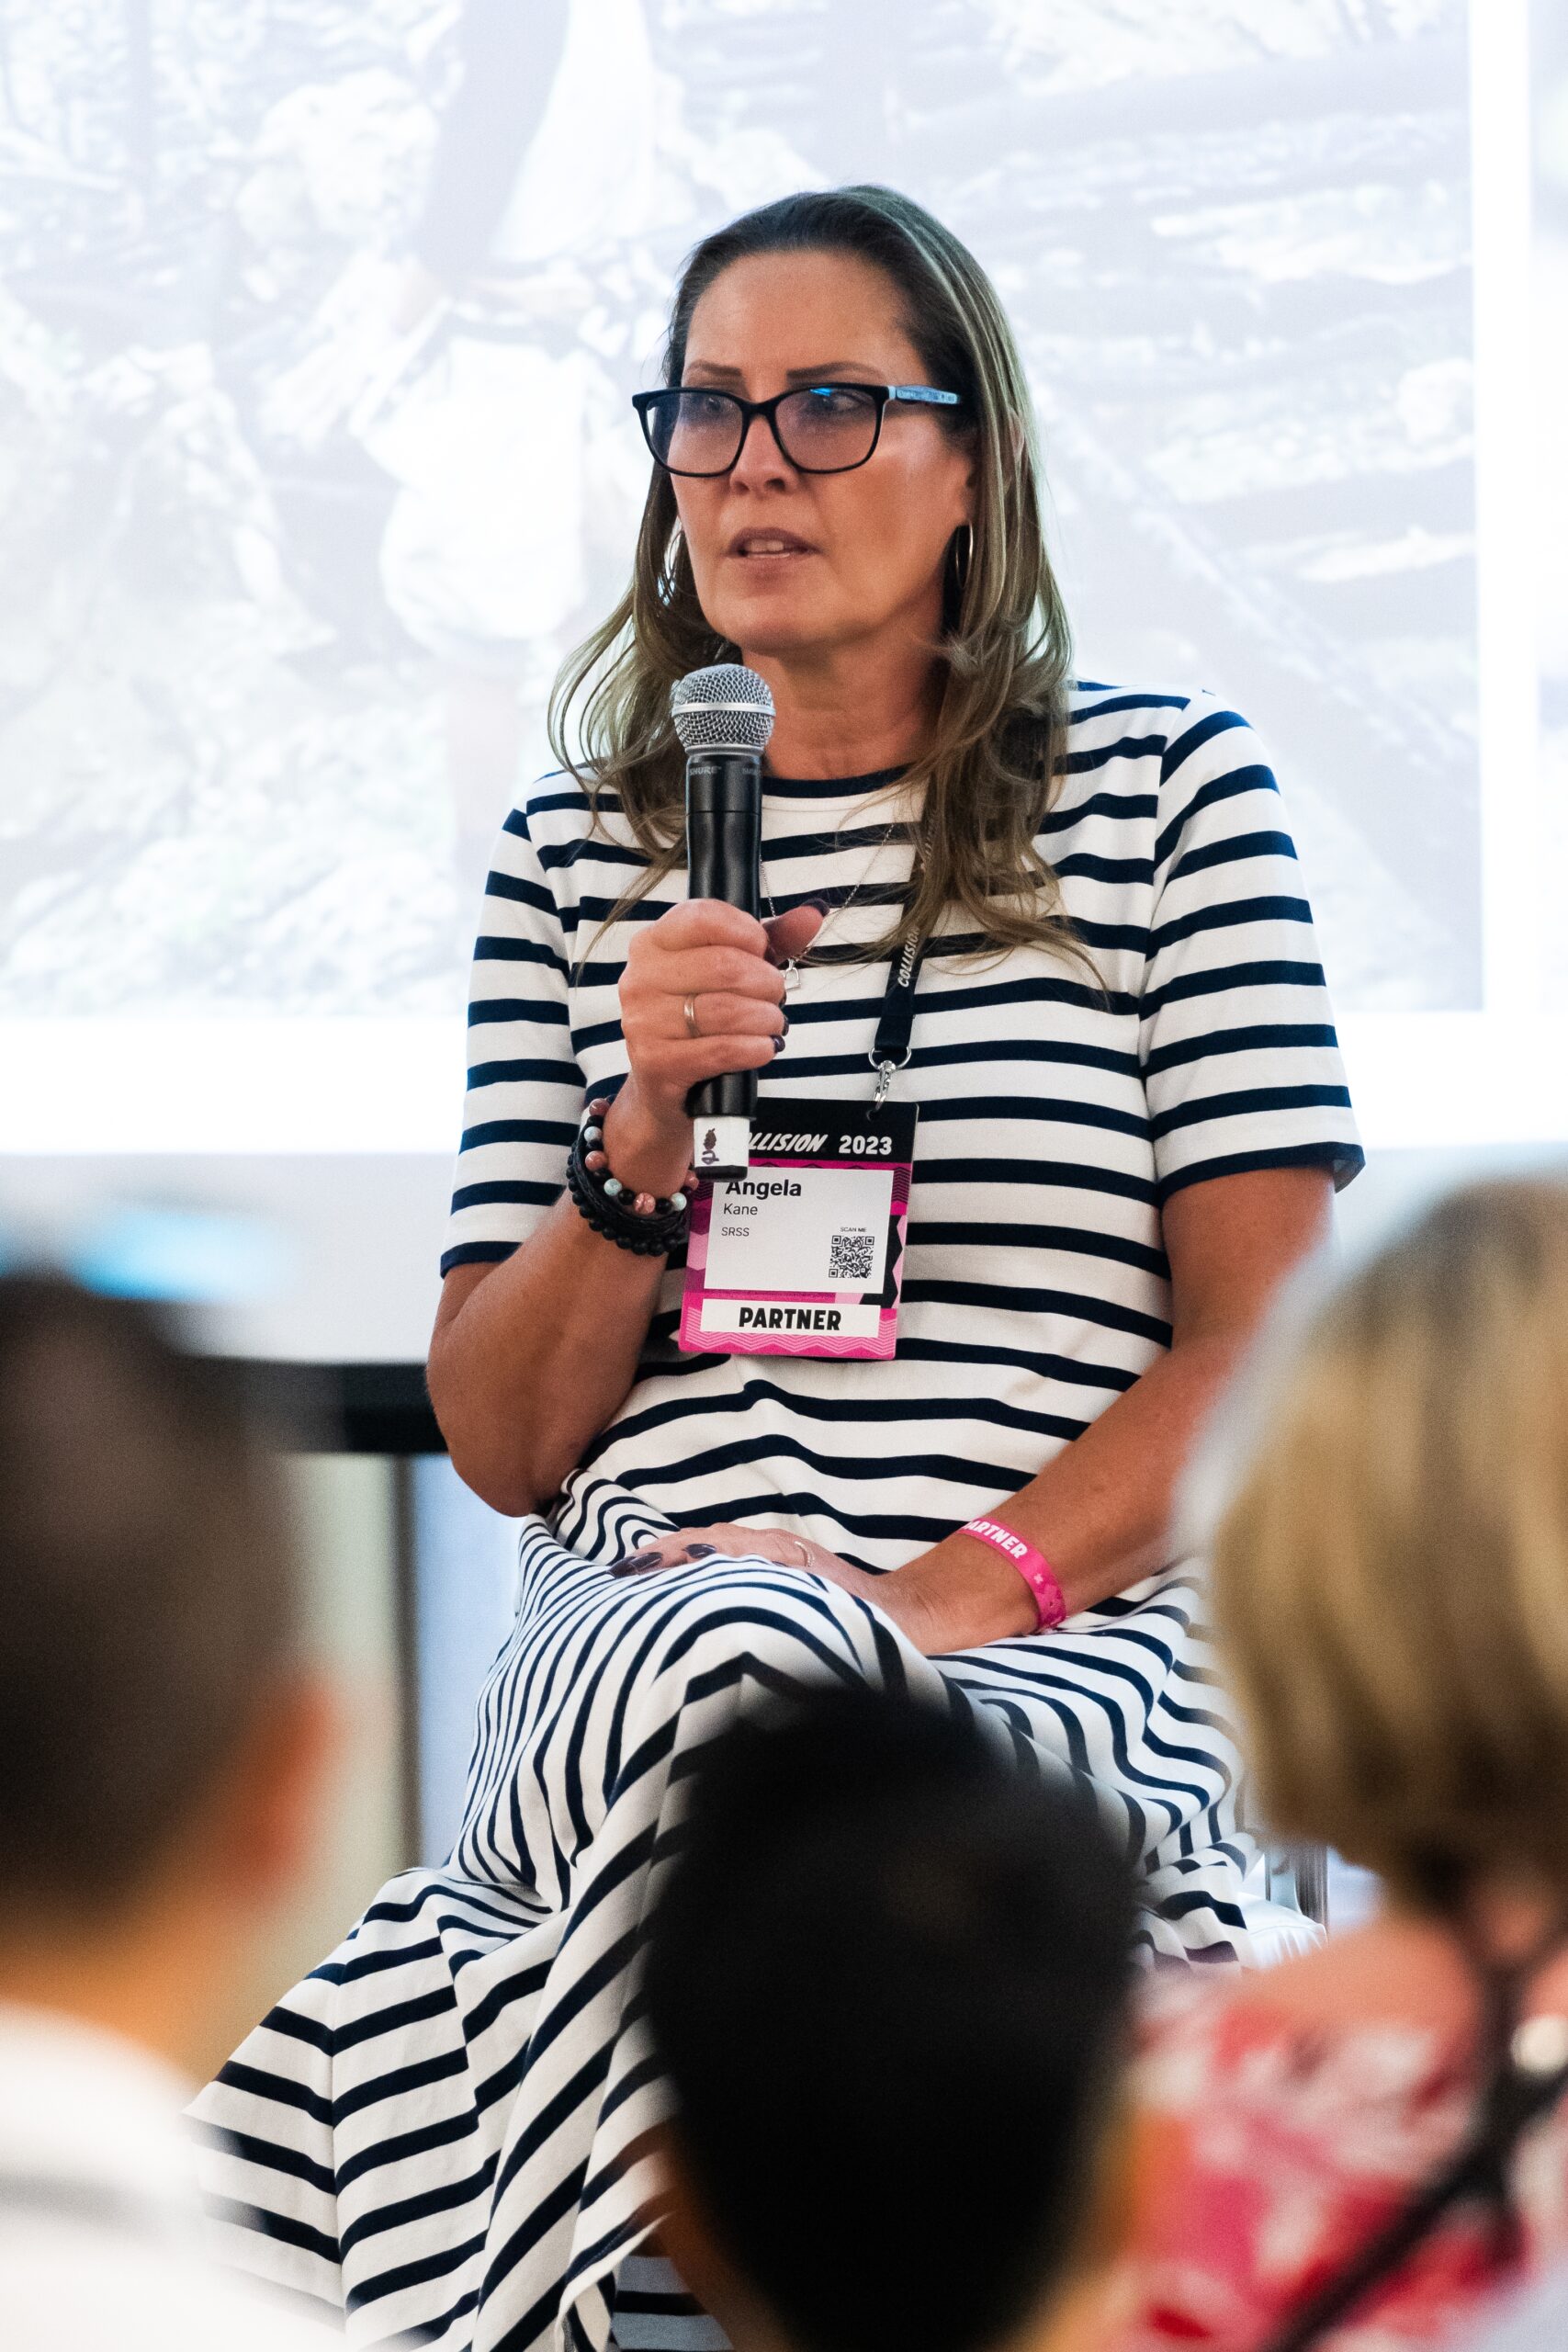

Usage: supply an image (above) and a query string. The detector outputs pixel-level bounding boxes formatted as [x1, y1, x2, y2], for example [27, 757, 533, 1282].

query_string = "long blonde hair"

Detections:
[548, 185, 1081, 965]
[1209, 1176, 1568, 1906]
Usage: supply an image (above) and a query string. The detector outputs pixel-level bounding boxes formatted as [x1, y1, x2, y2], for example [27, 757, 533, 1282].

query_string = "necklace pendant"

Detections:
[782, 957, 802, 995]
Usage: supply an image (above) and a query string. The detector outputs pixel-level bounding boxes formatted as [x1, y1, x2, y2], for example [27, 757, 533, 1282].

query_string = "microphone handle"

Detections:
[685, 751, 763, 1160]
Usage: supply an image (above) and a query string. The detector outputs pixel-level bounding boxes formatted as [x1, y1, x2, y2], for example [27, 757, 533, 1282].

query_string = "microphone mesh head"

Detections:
[671, 663, 775, 753]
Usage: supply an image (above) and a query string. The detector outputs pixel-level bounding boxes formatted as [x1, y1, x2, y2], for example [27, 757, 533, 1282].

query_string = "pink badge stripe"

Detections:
[962, 1516, 1068, 1632]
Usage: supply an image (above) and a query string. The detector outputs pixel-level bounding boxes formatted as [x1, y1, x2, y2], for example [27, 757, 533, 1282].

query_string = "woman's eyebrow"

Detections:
[784, 363, 881, 382]
[681, 361, 883, 384]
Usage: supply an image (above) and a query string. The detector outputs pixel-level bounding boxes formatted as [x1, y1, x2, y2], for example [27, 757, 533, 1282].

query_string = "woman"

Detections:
[195, 187, 1360, 2351]
[1109, 1178, 1568, 2350]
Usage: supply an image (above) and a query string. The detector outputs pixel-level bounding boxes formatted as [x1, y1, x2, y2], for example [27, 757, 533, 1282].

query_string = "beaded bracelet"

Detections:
[564, 1098, 699, 1258]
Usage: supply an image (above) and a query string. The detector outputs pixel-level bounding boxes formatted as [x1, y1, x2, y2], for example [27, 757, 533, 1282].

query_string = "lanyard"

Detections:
[869, 933, 927, 1106]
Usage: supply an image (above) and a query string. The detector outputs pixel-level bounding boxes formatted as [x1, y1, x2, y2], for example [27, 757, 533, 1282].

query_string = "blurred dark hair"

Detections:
[642, 1689, 1135, 2352]
[0, 1273, 299, 1911]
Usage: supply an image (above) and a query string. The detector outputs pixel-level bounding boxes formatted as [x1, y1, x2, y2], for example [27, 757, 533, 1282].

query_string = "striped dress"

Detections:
[194, 681, 1363, 2351]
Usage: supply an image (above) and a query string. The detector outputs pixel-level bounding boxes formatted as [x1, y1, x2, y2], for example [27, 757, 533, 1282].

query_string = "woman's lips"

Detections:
[726, 532, 817, 560]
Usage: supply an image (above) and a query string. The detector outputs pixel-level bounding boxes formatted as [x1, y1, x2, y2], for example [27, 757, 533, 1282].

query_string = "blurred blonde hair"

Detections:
[1209, 1176, 1568, 1907]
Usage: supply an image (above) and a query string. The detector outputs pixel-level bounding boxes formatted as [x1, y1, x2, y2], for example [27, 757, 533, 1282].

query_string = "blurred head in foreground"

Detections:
[0, 1272, 335, 2081]
[1207, 1175, 1568, 1913]
[643, 1690, 1136, 2352]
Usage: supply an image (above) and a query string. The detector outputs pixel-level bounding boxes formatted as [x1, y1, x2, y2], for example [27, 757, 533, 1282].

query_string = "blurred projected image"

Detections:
[1537, 0, 1568, 1005]
[0, 0, 1475, 1019]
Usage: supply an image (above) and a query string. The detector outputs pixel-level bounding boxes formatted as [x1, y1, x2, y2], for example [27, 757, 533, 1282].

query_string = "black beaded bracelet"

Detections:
[564, 1099, 697, 1258]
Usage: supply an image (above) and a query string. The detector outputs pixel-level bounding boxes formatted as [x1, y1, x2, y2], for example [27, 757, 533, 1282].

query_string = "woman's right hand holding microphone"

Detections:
[603, 899, 826, 1197]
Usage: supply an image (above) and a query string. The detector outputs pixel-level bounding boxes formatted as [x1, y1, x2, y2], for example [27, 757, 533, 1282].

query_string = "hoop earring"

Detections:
[942, 522, 975, 635]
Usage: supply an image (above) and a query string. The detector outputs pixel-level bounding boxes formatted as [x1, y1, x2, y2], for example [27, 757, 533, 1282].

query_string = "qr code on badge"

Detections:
[828, 1229, 876, 1284]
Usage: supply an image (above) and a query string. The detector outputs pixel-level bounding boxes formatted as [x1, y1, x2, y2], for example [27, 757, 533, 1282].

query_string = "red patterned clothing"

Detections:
[1110, 1976, 1568, 2351]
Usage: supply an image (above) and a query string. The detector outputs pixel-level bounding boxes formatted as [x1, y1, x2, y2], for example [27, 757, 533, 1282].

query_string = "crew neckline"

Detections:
[761, 763, 909, 800]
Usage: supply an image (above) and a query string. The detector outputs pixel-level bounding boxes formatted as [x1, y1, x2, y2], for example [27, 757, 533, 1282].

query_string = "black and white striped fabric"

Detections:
[438, 679, 1360, 1566]
[193, 681, 1362, 2350]
[197, 1527, 1285, 2352]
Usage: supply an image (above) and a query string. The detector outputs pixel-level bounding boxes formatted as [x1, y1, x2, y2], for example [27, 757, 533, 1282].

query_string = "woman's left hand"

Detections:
[607, 1523, 942, 1649]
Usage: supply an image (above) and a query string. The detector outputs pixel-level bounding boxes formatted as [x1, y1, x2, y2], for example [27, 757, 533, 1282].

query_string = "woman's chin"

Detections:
[706, 603, 848, 664]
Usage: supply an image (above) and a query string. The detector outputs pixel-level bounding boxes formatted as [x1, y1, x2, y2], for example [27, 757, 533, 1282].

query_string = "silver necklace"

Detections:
[762, 818, 911, 985]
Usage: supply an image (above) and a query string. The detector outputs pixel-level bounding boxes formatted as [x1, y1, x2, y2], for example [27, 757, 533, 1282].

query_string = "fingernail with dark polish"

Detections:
[683, 1542, 718, 1559]
[611, 1550, 661, 1577]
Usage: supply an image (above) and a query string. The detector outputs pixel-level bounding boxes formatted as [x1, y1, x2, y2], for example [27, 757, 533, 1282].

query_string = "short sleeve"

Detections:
[1140, 695, 1363, 1204]
[440, 801, 581, 1275]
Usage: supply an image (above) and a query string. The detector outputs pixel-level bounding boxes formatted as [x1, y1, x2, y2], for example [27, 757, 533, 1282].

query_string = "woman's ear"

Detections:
[651, 2125, 783, 2352]
[204, 1670, 344, 1908]
[1080, 2098, 1140, 2271]
[957, 426, 980, 518]
[649, 2128, 726, 2317]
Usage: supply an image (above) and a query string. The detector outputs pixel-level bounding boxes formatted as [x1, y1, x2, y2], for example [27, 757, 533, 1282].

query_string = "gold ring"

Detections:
[682, 994, 702, 1040]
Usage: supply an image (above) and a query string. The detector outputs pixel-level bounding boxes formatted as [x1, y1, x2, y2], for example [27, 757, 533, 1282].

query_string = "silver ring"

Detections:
[682, 994, 702, 1040]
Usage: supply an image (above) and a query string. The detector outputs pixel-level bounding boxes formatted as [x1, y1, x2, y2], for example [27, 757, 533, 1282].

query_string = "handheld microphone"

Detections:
[672, 662, 775, 1179]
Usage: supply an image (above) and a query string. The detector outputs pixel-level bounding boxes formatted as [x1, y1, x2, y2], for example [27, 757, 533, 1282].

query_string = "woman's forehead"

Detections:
[684, 249, 918, 373]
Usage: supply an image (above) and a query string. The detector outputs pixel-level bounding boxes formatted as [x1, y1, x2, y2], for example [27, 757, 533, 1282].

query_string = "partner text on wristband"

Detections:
[961, 1516, 1068, 1632]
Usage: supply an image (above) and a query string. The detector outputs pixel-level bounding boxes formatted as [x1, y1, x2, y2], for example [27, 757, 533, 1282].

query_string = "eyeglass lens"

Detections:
[647, 386, 881, 475]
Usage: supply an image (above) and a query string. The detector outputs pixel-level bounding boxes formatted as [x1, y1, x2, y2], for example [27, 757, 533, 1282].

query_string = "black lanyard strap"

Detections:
[1261, 1911, 1568, 2352]
[870, 934, 926, 1105]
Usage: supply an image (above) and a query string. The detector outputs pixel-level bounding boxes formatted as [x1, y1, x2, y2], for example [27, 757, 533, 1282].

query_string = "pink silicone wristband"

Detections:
[962, 1517, 1068, 1632]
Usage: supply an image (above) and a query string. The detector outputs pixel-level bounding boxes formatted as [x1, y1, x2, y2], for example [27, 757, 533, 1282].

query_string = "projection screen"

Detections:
[0, 0, 1561, 1358]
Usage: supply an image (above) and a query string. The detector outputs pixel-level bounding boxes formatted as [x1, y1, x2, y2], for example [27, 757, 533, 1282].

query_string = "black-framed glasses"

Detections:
[631, 382, 963, 478]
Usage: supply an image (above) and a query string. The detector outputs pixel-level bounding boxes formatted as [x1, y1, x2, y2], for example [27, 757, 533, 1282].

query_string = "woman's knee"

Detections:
[626, 1560, 891, 1705]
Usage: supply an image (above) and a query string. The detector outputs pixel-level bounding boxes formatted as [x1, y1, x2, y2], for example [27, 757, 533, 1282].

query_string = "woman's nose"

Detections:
[728, 408, 795, 492]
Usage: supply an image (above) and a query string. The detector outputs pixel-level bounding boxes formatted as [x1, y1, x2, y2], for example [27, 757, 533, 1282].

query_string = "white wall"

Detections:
[239, 1455, 409, 2017]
